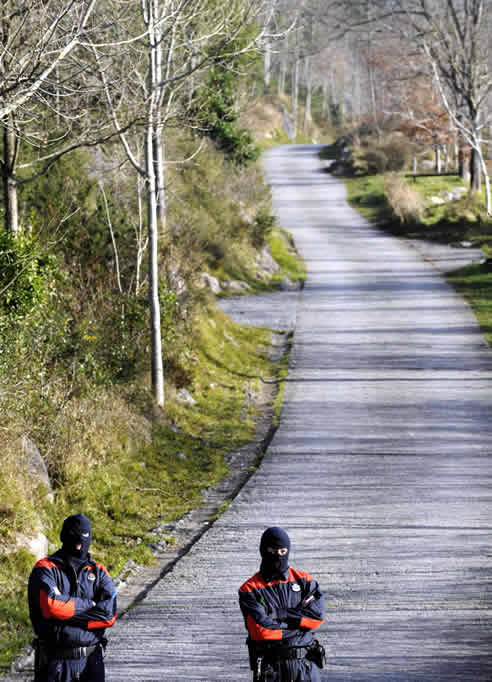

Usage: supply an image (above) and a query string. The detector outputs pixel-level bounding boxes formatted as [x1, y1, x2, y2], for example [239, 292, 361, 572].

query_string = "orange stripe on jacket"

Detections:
[40, 591, 75, 620]
[35, 558, 58, 570]
[300, 616, 323, 630]
[247, 614, 282, 641]
[240, 568, 308, 593]
[88, 614, 117, 630]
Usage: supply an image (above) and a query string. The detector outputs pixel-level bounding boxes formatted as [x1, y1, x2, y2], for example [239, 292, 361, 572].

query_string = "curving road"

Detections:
[106, 146, 492, 681]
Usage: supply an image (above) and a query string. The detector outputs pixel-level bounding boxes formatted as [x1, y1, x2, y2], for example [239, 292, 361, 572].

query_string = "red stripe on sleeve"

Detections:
[247, 614, 282, 641]
[40, 591, 75, 620]
[87, 614, 117, 629]
[300, 616, 323, 630]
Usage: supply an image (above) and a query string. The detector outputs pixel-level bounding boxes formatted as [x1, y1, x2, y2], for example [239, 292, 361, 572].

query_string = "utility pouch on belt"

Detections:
[305, 639, 326, 669]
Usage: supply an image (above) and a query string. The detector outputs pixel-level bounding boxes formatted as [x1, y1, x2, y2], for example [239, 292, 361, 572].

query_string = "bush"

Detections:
[251, 209, 275, 249]
[195, 68, 260, 166]
[384, 173, 425, 224]
[355, 135, 414, 175]
[0, 231, 57, 315]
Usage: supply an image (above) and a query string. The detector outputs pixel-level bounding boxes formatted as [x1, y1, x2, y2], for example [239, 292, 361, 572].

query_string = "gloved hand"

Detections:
[285, 615, 301, 629]
[90, 598, 115, 620]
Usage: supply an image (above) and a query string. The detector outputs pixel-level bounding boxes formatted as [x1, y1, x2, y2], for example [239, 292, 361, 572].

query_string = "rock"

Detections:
[21, 436, 53, 502]
[22, 532, 49, 560]
[198, 272, 221, 294]
[224, 280, 249, 293]
[176, 388, 196, 406]
[167, 263, 187, 298]
[10, 645, 34, 674]
[279, 276, 300, 291]
[256, 246, 281, 277]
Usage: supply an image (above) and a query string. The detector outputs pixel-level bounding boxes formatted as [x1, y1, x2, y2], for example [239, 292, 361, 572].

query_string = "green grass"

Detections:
[269, 229, 307, 283]
[345, 173, 492, 247]
[345, 174, 387, 224]
[447, 265, 492, 345]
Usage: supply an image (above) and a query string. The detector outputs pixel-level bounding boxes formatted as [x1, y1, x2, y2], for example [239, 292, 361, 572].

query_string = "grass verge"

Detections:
[447, 265, 492, 345]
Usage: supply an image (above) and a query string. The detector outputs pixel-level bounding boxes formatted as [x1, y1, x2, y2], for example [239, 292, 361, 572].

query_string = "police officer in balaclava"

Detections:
[239, 526, 325, 681]
[28, 513, 117, 682]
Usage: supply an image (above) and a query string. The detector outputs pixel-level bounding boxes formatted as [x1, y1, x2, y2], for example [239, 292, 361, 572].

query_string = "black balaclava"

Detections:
[260, 526, 291, 581]
[60, 513, 92, 564]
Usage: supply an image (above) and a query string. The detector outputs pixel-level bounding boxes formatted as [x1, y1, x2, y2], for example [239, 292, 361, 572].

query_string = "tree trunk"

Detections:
[146, 0, 164, 408]
[322, 78, 329, 119]
[477, 148, 491, 215]
[2, 115, 19, 235]
[278, 37, 288, 97]
[435, 145, 441, 173]
[264, 38, 271, 88]
[458, 131, 470, 182]
[291, 56, 299, 141]
[470, 147, 481, 192]
[146, 122, 164, 408]
[303, 57, 312, 134]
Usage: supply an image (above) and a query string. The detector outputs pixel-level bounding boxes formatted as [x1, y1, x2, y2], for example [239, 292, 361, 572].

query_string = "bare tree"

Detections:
[0, 1, 128, 235]
[0, 1, 98, 120]
[390, 0, 492, 211]
[93, 0, 278, 407]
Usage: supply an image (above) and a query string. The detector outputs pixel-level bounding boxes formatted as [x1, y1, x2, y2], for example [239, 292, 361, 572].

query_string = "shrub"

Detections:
[384, 173, 425, 224]
[354, 136, 414, 175]
[194, 67, 260, 166]
[251, 209, 275, 249]
[0, 231, 57, 315]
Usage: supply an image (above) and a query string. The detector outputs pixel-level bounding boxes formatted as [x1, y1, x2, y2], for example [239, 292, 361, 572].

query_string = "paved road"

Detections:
[106, 146, 492, 681]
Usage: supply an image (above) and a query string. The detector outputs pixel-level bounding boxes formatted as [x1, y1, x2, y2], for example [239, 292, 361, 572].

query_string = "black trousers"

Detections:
[34, 647, 104, 682]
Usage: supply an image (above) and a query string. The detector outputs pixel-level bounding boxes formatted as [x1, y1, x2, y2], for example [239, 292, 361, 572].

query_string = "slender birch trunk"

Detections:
[303, 56, 312, 134]
[264, 38, 272, 88]
[146, 0, 164, 407]
[2, 114, 19, 235]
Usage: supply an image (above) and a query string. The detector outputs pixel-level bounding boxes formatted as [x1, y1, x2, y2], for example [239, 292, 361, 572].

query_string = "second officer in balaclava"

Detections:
[28, 513, 117, 682]
[239, 526, 325, 681]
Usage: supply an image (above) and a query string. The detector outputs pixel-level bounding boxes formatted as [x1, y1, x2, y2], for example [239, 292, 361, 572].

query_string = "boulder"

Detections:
[224, 280, 250, 293]
[279, 276, 301, 291]
[256, 245, 280, 277]
[177, 388, 196, 406]
[198, 272, 221, 294]
[22, 436, 54, 502]
[17, 531, 49, 560]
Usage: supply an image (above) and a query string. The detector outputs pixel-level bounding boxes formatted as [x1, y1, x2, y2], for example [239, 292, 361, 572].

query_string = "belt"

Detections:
[42, 644, 100, 660]
[264, 647, 306, 662]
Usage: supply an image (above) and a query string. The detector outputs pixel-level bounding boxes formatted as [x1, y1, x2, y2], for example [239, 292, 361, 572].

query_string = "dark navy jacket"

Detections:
[239, 567, 324, 648]
[28, 549, 117, 649]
